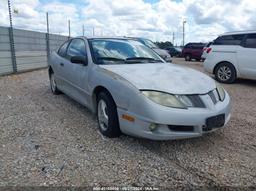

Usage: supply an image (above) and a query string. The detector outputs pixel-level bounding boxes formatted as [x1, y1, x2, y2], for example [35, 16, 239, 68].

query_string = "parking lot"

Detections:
[0, 57, 255, 188]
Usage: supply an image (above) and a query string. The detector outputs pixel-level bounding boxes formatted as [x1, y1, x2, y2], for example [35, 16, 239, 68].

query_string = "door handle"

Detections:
[60, 63, 64, 66]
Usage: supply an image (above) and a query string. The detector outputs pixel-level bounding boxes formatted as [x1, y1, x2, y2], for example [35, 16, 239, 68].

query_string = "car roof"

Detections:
[221, 30, 256, 36]
[75, 36, 132, 40]
[186, 42, 205, 45]
[125, 37, 147, 40]
[185, 42, 205, 47]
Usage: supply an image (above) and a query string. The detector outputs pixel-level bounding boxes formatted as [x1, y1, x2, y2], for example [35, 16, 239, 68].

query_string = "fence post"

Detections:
[46, 12, 50, 65]
[46, 33, 50, 65]
[8, 0, 17, 73]
[8, 27, 17, 73]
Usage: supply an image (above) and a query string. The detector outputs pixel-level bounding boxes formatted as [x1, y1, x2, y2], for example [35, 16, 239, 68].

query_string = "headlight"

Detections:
[216, 83, 226, 101]
[141, 91, 187, 109]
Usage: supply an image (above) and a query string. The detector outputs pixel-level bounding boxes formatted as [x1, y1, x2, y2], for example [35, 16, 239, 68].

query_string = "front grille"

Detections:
[168, 125, 194, 132]
[208, 91, 217, 104]
[187, 95, 206, 108]
[179, 89, 219, 108]
[208, 89, 219, 104]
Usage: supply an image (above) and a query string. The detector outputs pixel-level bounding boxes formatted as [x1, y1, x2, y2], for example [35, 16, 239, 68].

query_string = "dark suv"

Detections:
[182, 43, 205, 61]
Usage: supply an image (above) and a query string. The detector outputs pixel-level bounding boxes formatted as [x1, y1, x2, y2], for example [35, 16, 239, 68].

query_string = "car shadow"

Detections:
[53, 87, 226, 141]
[235, 78, 256, 87]
[119, 128, 226, 151]
[46, 86, 227, 159]
[208, 76, 256, 87]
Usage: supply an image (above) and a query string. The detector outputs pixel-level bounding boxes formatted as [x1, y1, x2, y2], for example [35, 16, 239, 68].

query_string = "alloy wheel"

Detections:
[217, 66, 232, 81]
[97, 99, 109, 131]
[50, 74, 57, 92]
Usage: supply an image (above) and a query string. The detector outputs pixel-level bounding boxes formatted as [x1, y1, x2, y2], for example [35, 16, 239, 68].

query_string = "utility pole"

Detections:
[82, 25, 84, 36]
[92, 27, 95, 36]
[68, 20, 70, 38]
[172, 32, 175, 46]
[182, 20, 186, 47]
[46, 12, 49, 34]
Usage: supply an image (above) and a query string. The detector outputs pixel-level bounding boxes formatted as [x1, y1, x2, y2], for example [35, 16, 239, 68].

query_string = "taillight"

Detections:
[206, 48, 212, 53]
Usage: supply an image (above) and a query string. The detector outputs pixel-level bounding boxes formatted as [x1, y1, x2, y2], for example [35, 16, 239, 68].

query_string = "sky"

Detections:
[0, 0, 256, 45]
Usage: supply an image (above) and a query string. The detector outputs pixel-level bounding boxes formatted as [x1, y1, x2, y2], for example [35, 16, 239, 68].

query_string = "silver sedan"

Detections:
[49, 37, 231, 140]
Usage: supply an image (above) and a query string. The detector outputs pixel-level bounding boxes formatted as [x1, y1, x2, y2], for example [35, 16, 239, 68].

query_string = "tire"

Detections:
[185, 54, 191, 61]
[49, 73, 61, 94]
[215, 62, 236, 83]
[196, 58, 201, 62]
[97, 91, 121, 138]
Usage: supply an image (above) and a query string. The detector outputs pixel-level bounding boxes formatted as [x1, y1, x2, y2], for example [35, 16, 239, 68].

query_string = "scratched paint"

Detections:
[100, 63, 216, 95]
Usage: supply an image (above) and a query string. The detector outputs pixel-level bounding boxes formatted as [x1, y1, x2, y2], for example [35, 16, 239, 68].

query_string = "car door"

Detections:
[194, 44, 204, 59]
[53, 40, 71, 91]
[62, 38, 90, 106]
[189, 44, 197, 59]
[238, 33, 256, 79]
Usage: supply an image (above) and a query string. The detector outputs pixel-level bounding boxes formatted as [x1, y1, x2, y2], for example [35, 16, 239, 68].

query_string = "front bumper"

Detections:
[117, 92, 231, 140]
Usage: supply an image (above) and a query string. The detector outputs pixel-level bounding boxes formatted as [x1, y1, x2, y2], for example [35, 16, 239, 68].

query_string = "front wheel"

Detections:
[50, 73, 61, 94]
[215, 62, 236, 83]
[97, 92, 121, 138]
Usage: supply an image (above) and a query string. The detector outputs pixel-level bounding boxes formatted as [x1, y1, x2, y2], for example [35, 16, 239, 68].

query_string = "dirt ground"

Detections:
[0, 57, 255, 190]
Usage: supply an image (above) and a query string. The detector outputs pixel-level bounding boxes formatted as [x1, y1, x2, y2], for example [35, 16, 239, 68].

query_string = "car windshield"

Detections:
[140, 39, 159, 49]
[89, 39, 164, 65]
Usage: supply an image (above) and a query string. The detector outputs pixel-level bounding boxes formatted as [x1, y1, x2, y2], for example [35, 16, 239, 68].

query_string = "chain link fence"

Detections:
[0, 26, 68, 76]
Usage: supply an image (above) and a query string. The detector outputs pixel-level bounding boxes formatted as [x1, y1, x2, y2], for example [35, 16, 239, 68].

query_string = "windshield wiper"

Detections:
[96, 56, 162, 64]
[97, 57, 125, 62]
[125, 57, 162, 63]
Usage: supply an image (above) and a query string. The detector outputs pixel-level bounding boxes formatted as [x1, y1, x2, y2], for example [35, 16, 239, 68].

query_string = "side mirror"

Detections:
[71, 56, 88, 65]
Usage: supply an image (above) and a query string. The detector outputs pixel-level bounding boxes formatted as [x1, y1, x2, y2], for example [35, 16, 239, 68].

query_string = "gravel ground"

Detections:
[0, 58, 256, 190]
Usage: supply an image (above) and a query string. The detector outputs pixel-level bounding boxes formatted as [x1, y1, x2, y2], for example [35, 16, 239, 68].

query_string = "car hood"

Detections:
[100, 63, 216, 95]
[153, 48, 170, 58]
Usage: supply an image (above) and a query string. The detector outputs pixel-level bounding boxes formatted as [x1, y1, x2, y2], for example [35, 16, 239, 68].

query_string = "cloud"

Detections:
[0, 0, 255, 44]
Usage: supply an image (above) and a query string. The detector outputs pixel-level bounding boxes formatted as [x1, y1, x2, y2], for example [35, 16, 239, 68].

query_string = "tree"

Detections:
[155, 41, 173, 49]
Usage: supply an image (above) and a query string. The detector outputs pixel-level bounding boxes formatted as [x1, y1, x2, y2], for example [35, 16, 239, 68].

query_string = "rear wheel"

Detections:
[97, 91, 121, 138]
[215, 62, 236, 83]
[50, 73, 61, 94]
[185, 54, 191, 61]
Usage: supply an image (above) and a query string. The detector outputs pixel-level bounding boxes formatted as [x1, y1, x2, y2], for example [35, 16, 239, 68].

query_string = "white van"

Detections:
[203, 31, 256, 83]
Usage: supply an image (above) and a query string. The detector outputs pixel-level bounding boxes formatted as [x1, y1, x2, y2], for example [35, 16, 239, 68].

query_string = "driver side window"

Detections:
[66, 39, 87, 60]
[58, 41, 69, 57]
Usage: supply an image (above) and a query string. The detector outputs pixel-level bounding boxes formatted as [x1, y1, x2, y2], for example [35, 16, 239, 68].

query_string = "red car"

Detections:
[182, 43, 206, 61]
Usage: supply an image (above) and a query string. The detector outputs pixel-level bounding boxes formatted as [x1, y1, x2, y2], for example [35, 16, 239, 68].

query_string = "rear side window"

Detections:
[245, 34, 256, 48]
[193, 44, 205, 49]
[213, 35, 245, 45]
[58, 41, 69, 57]
[185, 43, 204, 49]
[184, 44, 192, 48]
